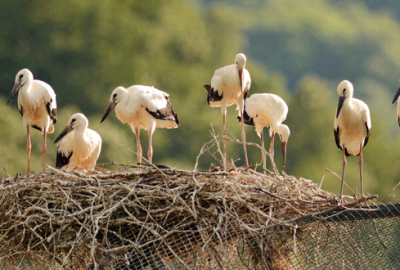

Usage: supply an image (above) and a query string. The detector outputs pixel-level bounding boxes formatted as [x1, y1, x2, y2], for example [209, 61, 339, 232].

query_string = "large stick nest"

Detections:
[0, 162, 339, 269]
[0, 131, 374, 269]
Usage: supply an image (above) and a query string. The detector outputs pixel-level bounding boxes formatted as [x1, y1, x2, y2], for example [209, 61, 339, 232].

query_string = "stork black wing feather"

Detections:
[56, 147, 73, 168]
[334, 127, 341, 150]
[146, 97, 179, 125]
[363, 122, 371, 148]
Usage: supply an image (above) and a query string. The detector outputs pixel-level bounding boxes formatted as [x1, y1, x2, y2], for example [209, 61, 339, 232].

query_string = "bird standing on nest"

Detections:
[54, 113, 102, 171]
[101, 85, 179, 164]
[334, 80, 371, 204]
[241, 93, 290, 170]
[204, 53, 251, 170]
[7, 68, 57, 175]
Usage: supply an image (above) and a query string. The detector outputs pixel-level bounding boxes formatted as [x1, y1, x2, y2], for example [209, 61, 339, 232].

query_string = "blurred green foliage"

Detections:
[1, 0, 400, 202]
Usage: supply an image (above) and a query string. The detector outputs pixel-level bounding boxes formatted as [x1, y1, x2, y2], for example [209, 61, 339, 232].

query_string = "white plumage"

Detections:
[334, 80, 371, 202]
[7, 68, 57, 174]
[101, 85, 179, 164]
[242, 93, 290, 168]
[204, 53, 251, 169]
[54, 113, 102, 171]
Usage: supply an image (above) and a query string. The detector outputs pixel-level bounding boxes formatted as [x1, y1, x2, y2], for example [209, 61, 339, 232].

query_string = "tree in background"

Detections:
[1, 0, 400, 202]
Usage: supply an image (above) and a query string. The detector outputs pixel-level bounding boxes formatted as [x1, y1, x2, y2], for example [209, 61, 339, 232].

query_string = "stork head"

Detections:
[54, 113, 88, 144]
[101, 86, 126, 123]
[336, 80, 353, 118]
[236, 53, 247, 91]
[7, 68, 33, 105]
[277, 124, 290, 167]
[235, 53, 247, 70]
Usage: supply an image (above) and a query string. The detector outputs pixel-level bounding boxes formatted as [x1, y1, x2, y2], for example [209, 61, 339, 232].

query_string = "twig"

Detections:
[380, 180, 400, 203]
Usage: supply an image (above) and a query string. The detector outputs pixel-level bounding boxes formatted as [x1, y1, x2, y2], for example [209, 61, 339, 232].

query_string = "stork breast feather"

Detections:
[57, 131, 74, 155]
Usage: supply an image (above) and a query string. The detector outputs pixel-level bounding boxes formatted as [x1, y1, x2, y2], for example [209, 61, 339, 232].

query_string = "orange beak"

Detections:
[238, 69, 243, 92]
[281, 141, 287, 167]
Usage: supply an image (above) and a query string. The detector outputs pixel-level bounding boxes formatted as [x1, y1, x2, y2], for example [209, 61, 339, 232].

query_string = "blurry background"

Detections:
[1, 0, 400, 201]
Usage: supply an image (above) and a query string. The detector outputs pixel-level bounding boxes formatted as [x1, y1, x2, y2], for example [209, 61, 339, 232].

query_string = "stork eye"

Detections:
[71, 119, 76, 123]
[19, 74, 23, 80]
[113, 94, 117, 99]
[343, 88, 346, 94]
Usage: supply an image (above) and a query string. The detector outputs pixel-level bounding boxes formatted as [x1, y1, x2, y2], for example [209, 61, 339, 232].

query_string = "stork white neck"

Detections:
[276, 124, 290, 142]
[114, 87, 129, 108]
[17, 69, 34, 96]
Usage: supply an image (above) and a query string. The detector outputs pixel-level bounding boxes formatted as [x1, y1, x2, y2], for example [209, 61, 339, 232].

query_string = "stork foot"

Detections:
[337, 196, 344, 207]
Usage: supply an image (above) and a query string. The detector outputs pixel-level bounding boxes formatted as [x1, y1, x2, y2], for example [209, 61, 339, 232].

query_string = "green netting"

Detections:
[3, 203, 399, 270]
[290, 203, 400, 270]
[85, 203, 400, 270]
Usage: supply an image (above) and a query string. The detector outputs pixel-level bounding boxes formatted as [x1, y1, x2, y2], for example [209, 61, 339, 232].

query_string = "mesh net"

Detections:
[291, 203, 400, 270]
[0, 166, 398, 270]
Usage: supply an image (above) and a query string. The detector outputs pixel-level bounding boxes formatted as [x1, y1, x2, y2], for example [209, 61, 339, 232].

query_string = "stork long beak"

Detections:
[281, 141, 287, 168]
[7, 82, 22, 105]
[100, 101, 117, 123]
[238, 69, 243, 92]
[336, 96, 346, 118]
[392, 87, 400, 104]
[54, 124, 74, 144]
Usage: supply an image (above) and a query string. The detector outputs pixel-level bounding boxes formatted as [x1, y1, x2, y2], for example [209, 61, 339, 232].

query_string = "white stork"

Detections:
[54, 113, 102, 171]
[204, 53, 251, 169]
[334, 80, 371, 202]
[241, 93, 290, 169]
[392, 81, 400, 126]
[100, 85, 179, 164]
[7, 68, 57, 174]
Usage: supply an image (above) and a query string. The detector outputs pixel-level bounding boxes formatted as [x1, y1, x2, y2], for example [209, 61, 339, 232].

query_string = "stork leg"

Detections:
[240, 109, 249, 170]
[339, 145, 347, 204]
[359, 144, 364, 198]
[222, 112, 227, 171]
[27, 125, 31, 175]
[134, 129, 142, 165]
[261, 130, 266, 173]
[42, 130, 47, 172]
[148, 130, 154, 164]
[269, 131, 275, 160]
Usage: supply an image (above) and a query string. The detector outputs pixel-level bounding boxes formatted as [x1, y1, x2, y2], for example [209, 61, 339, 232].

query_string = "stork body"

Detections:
[241, 93, 290, 170]
[334, 80, 371, 202]
[204, 53, 251, 169]
[101, 85, 179, 164]
[7, 68, 57, 174]
[54, 113, 102, 171]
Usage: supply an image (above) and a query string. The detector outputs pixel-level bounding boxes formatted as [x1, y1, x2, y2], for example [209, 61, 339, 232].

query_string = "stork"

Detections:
[391, 81, 400, 126]
[204, 53, 251, 170]
[334, 80, 371, 203]
[7, 68, 57, 174]
[101, 85, 179, 164]
[241, 93, 290, 170]
[54, 113, 102, 171]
